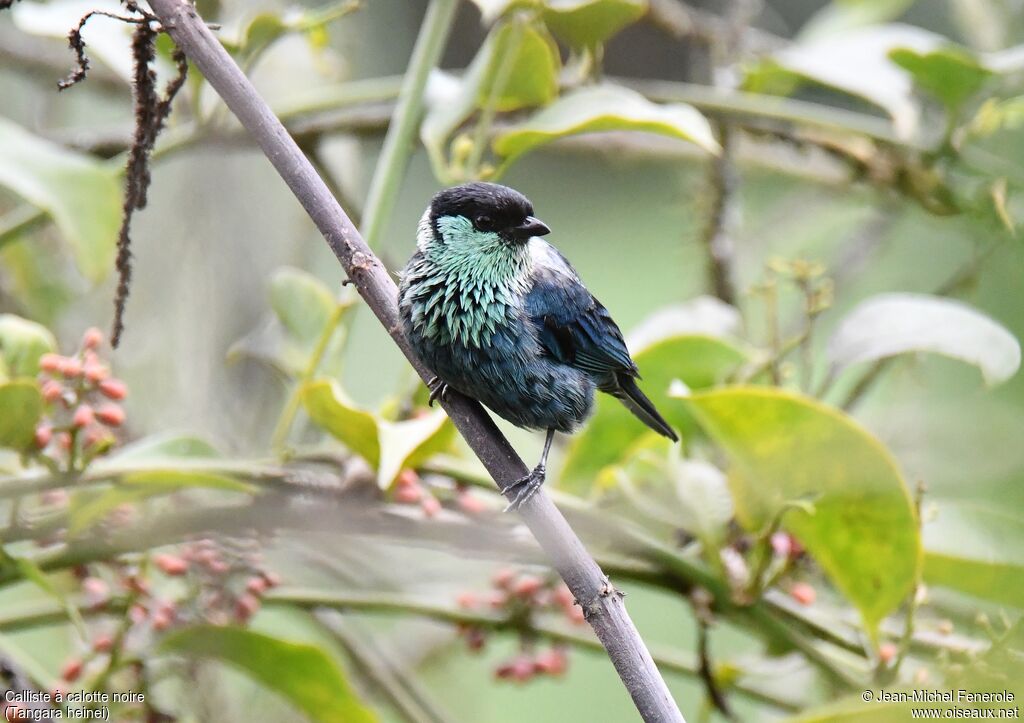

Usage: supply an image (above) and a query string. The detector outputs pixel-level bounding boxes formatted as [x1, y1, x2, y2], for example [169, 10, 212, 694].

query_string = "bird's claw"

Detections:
[427, 376, 449, 407]
[503, 464, 546, 512]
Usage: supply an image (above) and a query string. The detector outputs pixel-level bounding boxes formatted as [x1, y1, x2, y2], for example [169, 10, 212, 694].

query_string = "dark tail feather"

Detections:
[614, 375, 679, 442]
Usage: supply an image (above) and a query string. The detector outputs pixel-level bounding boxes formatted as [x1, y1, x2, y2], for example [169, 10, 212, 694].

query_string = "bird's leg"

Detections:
[504, 429, 555, 512]
[426, 376, 449, 407]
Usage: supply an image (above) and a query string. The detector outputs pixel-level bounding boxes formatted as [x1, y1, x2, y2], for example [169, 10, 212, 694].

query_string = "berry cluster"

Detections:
[57, 539, 281, 696]
[34, 328, 128, 473]
[455, 568, 582, 684]
[393, 469, 488, 517]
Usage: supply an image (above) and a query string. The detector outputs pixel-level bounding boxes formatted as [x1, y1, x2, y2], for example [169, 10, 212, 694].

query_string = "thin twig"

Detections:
[140, 3, 688, 719]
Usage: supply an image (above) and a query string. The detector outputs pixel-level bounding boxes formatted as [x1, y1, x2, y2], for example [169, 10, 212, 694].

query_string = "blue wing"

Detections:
[524, 241, 637, 381]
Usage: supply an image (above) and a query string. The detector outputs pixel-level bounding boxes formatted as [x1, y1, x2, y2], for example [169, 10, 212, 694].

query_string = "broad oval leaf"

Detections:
[493, 85, 720, 167]
[826, 293, 1021, 386]
[923, 501, 1024, 608]
[680, 387, 920, 632]
[0, 381, 43, 450]
[477, 18, 560, 112]
[303, 379, 454, 488]
[543, 0, 647, 49]
[302, 379, 381, 467]
[743, 24, 944, 137]
[270, 267, 339, 344]
[0, 314, 56, 378]
[560, 319, 747, 492]
[889, 46, 994, 112]
[0, 117, 121, 282]
[161, 626, 377, 723]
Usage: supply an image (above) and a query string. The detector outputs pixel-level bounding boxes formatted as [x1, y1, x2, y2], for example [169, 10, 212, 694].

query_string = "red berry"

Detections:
[72, 405, 94, 428]
[455, 591, 478, 609]
[492, 568, 516, 590]
[83, 363, 108, 383]
[421, 496, 441, 517]
[790, 582, 816, 606]
[39, 353, 63, 373]
[234, 594, 260, 623]
[246, 576, 268, 595]
[878, 642, 898, 664]
[92, 634, 114, 653]
[394, 484, 423, 504]
[457, 491, 486, 514]
[61, 357, 82, 378]
[396, 469, 420, 488]
[154, 553, 188, 576]
[512, 575, 543, 598]
[34, 424, 53, 448]
[82, 327, 103, 349]
[98, 378, 128, 400]
[95, 403, 125, 427]
[41, 380, 63, 402]
[61, 658, 83, 682]
[533, 647, 568, 676]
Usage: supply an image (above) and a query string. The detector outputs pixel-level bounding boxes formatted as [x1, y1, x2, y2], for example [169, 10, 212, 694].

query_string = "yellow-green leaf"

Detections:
[0, 117, 121, 282]
[161, 626, 376, 723]
[302, 379, 381, 467]
[681, 387, 920, 632]
[493, 85, 720, 167]
[0, 314, 56, 378]
[477, 17, 560, 111]
[543, 0, 646, 49]
[377, 410, 455, 489]
[560, 332, 747, 492]
[0, 381, 43, 450]
[270, 267, 339, 344]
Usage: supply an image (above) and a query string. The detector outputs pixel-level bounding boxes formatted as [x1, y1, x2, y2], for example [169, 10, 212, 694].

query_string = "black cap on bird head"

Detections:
[430, 182, 551, 242]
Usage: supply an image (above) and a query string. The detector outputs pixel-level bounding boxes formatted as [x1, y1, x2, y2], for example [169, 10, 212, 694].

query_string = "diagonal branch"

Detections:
[144, 1, 685, 720]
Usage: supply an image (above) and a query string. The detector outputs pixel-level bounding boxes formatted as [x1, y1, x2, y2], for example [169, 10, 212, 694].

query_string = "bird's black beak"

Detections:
[511, 216, 551, 240]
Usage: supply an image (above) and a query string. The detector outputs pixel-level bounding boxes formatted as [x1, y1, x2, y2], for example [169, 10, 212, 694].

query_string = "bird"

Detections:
[398, 182, 679, 510]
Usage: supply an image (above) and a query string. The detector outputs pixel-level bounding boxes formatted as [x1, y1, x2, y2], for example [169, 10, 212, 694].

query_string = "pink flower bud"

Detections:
[34, 424, 52, 448]
[261, 571, 282, 588]
[82, 327, 103, 349]
[457, 491, 486, 515]
[61, 658, 83, 682]
[61, 357, 82, 379]
[878, 642, 897, 664]
[95, 403, 125, 427]
[420, 496, 441, 517]
[246, 576, 268, 596]
[72, 405, 94, 428]
[83, 363, 109, 383]
[234, 594, 260, 623]
[394, 484, 423, 504]
[455, 591, 478, 609]
[533, 647, 568, 676]
[154, 553, 189, 576]
[41, 379, 63, 402]
[790, 582, 816, 606]
[38, 353, 63, 373]
[492, 568, 516, 590]
[98, 378, 128, 400]
[92, 634, 114, 653]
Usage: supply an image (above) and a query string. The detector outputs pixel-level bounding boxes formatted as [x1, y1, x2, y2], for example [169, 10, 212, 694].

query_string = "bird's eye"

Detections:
[474, 215, 493, 231]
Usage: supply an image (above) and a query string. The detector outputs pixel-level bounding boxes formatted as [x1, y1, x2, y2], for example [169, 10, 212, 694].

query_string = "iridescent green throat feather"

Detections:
[407, 213, 531, 348]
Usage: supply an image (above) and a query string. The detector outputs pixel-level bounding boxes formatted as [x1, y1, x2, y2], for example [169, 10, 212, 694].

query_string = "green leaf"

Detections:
[303, 380, 381, 467]
[543, 0, 646, 49]
[421, 17, 560, 179]
[681, 387, 920, 632]
[560, 303, 746, 492]
[970, 96, 1024, 137]
[161, 626, 376, 723]
[799, 0, 915, 42]
[743, 25, 944, 136]
[673, 460, 733, 546]
[377, 411, 455, 490]
[0, 314, 56, 377]
[69, 471, 256, 536]
[786, 696, 923, 722]
[826, 293, 1021, 386]
[107, 433, 222, 464]
[0, 381, 43, 450]
[923, 501, 1024, 608]
[889, 46, 993, 112]
[493, 84, 719, 167]
[270, 267, 340, 344]
[303, 380, 454, 488]
[9, 554, 86, 637]
[242, 12, 287, 54]
[0, 117, 121, 282]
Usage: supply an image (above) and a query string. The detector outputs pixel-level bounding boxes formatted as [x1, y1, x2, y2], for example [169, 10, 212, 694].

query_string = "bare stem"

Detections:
[144, 2, 685, 719]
